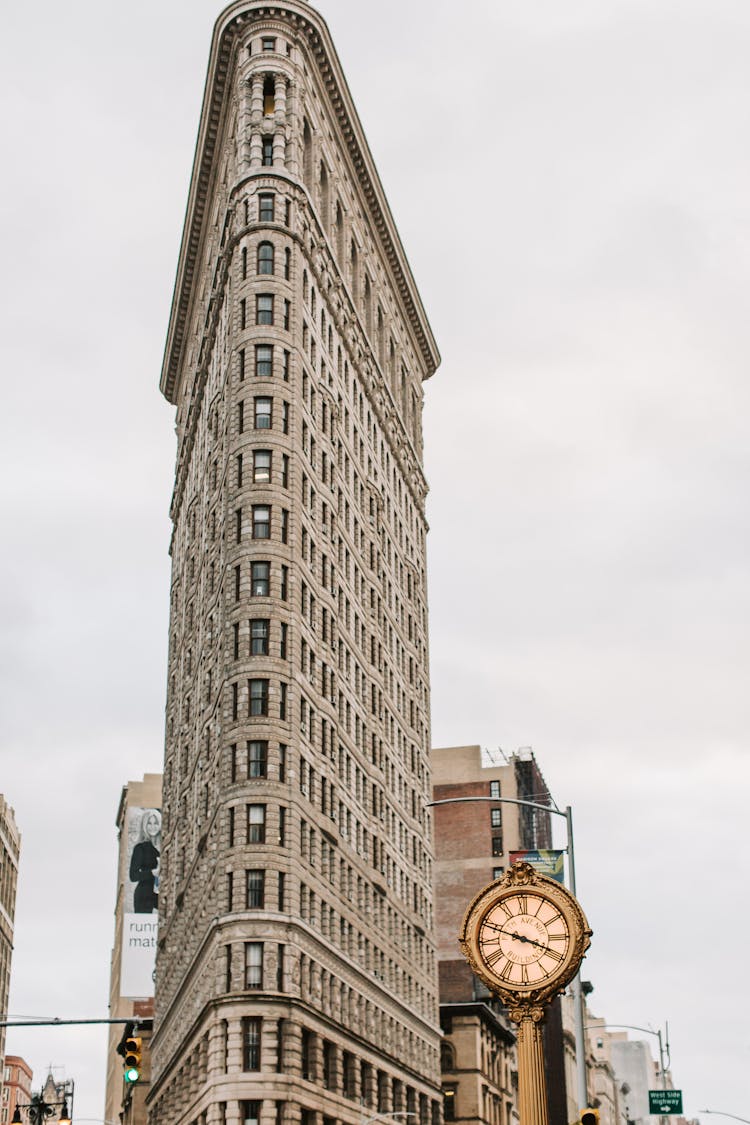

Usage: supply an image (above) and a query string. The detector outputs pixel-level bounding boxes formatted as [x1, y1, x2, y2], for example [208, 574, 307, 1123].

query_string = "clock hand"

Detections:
[511, 931, 552, 953]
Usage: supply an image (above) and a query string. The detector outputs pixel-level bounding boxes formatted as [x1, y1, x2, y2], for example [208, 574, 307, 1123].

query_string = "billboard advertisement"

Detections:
[121, 806, 161, 998]
[510, 848, 566, 884]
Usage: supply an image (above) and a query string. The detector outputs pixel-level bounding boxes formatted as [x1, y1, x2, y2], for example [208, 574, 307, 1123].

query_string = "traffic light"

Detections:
[580, 1109, 600, 1125]
[123, 1035, 143, 1083]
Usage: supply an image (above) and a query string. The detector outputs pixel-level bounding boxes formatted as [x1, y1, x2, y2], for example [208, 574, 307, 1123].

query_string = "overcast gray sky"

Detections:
[2, 0, 749, 1119]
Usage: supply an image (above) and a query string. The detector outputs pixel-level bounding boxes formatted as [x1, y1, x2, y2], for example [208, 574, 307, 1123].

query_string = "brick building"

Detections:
[432, 746, 573, 1125]
[150, 2, 441, 1123]
[1, 1056, 31, 1125]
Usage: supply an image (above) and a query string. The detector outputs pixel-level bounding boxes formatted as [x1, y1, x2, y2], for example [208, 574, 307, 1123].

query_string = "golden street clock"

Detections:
[459, 861, 592, 1006]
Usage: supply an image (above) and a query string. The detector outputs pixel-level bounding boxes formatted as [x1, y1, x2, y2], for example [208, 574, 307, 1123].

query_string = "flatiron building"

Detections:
[151, 4, 441, 1124]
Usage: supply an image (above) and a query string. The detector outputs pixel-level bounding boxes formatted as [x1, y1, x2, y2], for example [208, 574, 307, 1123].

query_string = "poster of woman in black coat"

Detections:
[129, 808, 162, 914]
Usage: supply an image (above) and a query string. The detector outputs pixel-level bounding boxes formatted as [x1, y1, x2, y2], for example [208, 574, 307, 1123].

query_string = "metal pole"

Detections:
[565, 806, 588, 1112]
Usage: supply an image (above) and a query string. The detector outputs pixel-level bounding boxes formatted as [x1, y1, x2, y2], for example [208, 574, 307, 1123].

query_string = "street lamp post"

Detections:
[11, 1093, 72, 1125]
[428, 795, 588, 1110]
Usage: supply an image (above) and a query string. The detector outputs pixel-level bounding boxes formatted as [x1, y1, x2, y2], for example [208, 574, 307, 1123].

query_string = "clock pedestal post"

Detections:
[511, 1005, 550, 1125]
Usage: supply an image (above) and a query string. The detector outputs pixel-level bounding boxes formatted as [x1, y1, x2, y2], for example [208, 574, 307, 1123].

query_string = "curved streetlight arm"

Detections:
[585, 1023, 670, 1086]
[700, 1113, 750, 1124]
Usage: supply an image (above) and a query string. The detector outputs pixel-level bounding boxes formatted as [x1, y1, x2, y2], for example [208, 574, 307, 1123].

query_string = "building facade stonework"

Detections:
[0, 797, 20, 1116]
[151, 3, 441, 1124]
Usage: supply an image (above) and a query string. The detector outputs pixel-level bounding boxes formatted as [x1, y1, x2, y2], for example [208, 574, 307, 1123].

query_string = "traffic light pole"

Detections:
[428, 796, 588, 1111]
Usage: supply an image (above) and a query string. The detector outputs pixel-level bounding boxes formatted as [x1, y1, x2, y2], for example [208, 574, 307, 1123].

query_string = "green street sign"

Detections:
[649, 1091, 683, 1115]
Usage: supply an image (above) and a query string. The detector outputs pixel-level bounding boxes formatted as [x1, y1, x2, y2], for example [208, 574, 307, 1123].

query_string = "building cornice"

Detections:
[160, 0, 440, 404]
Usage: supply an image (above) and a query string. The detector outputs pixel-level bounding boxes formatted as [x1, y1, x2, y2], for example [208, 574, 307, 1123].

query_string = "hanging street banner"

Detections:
[649, 1091, 683, 1115]
[509, 849, 566, 883]
[120, 806, 161, 998]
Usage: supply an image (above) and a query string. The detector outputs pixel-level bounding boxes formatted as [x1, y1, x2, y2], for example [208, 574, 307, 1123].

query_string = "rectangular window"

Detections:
[489, 780, 501, 799]
[443, 1088, 457, 1122]
[278, 805, 286, 846]
[279, 745, 287, 783]
[251, 561, 270, 596]
[278, 876, 285, 914]
[281, 454, 289, 489]
[242, 1017, 262, 1069]
[281, 509, 289, 544]
[243, 1102, 261, 1125]
[240, 297, 247, 329]
[255, 344, 273, 377]
[252, 505, 271, 539]
[246, 870, 265, 909]
[234, 565, 241, 601]
[282, 401, 289, 433]
[282, 349, 290, 381]
[236, 508, 243, 543]
[280, 565, 288, 601]
[262, 136, 274, 166]
[491, 835, 503, 857]
[255, 396, 273, 429]
[239, 348, 246, 380]
[249, 679, 269, 716]
[248, 804, 266, 843]
[262, 36, 276, 51]
[257, 294, 274, 325]
[238, 399, 245, 433]
[283, 299, 290, 330]
[279, 622, 288, 660]
[259, 193, 275, 222]
[248, 740, 268, 778]
[245, 943, 263, 989]
[490, 809, 502, 828]
[253, 450, 272, 483]
[493, 866, 505, 880]
[279, 680, 287, 720]
[251, 618, 270, 655]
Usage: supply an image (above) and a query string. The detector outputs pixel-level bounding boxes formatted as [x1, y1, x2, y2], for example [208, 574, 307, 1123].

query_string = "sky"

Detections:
[1, 0, 749, 1120]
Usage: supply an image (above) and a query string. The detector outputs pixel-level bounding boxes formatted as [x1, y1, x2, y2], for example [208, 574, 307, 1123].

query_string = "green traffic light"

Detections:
[124, 1066, 140, 1083]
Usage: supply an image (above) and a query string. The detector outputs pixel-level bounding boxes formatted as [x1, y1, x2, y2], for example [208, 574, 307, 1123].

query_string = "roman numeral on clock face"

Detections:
[484, 948, 505, 968]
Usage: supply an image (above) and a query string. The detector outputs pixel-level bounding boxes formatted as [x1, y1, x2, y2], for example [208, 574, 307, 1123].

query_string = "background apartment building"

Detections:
[1, 1056, 32, 1125]
[432, 746, 574, 1125]
[0, 797, 20, 1115]
[104, 774, 162, 1125]
[151, 2, 442, 1122]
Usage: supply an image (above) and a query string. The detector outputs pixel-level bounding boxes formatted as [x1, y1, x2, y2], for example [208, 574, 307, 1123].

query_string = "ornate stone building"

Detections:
[0, 796, 20, 1115]
[151, 3, 441, 1124]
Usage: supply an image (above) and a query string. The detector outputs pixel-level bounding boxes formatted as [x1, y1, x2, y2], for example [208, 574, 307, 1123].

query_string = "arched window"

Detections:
[257, 241, 274, 275]
[303, 119, 313, 187]
[319, 162, 329, 230]
[350, 239, 359, 304]
[263, 75, 275, 116]
[335, 201, 344, 262]
[364, 275, 372, 335]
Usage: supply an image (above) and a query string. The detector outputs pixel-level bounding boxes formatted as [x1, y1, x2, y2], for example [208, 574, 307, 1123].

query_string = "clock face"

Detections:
[477, 890, 572, 989]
